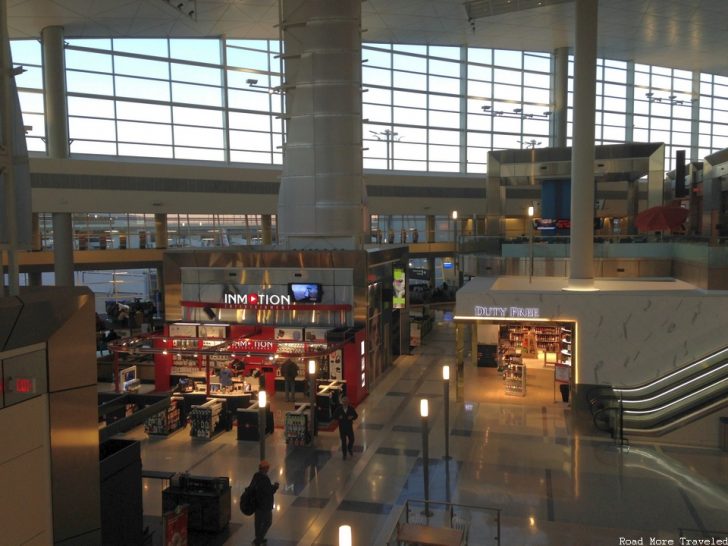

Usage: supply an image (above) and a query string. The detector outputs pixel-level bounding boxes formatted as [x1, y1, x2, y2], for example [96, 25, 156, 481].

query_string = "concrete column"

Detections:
[568, 0, 598, 288]
[29, 214, 43, 286]
[626, 178, 639, 235]
[42, 26, 74, 286]
[52, 213, 74, 286]
[154, 213, 168, 249]
[551, 47, 569, 148]
[27, 271, 43, 286]
[455, 322, 465, 402]
[425, 215, 436, 243]
[278, 0, 366, 249]
[470, 323, 478, 368]
[690, 72, 700, 162]
[41, 27, 69, 158]
[485, 177, 505, 237]
[31, 213, 42, 250]
[261, 214, 272, 245]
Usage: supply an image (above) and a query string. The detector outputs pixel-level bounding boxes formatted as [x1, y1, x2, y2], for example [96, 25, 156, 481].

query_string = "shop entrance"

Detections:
[473, 321, 574, 405]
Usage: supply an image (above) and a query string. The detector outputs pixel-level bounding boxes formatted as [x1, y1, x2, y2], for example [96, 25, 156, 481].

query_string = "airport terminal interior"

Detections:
[2, 1, 728, 545]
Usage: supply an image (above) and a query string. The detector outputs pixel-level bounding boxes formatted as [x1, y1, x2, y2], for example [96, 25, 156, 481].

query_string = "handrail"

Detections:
[613, 345, 728, 396]
[391, 498, 502, 546]
[587, 342, 728, 435]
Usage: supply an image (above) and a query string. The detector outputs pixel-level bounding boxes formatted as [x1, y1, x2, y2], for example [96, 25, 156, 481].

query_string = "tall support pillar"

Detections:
[154, 213, 168, 249]
[425, 215, 436, 243]
[455, 322, 465, 401]
[29, 205, 42, 288]
[52, 213, 74, 286]
[278, 0, 366, 249]
[568, 0, 598, 288]
[690, 72, 700, 162]
[261, 214, 272, 245]
[551, 46, 569, 148]
[470, 323, 478, 368]
[42, 26, 74, 286]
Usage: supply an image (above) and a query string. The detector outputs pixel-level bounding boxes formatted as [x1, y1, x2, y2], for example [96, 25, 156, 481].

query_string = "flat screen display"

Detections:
[288, 283, 322, 303]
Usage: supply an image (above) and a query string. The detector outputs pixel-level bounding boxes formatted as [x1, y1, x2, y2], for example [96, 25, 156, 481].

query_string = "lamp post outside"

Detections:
[443, 365, 451, 460]
[369, 129, 402, 169]
[338, 524, 352, 546]
[420, 398, 431, 517]
[258, 390, 267, 460]
[528, 205, 535, 283]
[308, 359, 317, 439]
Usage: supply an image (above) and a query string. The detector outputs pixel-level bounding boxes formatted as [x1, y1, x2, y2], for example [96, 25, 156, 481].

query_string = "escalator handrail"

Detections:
[613, 346, 728, 396]
[621, 360, 728, 408]
[623, 373, 728, 418]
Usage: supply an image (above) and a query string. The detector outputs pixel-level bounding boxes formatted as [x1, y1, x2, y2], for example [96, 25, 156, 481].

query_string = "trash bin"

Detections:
[720, 417, 728, 452]
[559, 383, 570, 403]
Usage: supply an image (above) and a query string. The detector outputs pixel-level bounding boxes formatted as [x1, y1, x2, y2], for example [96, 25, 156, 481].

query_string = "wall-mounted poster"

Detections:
[393, 268, 406, 309]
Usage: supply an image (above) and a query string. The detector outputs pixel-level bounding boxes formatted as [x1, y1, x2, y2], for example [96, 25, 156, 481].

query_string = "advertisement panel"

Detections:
[393, 268, 405, 309]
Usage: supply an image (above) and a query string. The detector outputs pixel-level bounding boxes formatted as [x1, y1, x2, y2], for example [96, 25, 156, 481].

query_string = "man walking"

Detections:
[249, 460, 279, 545]
[333, 396, 358, 460]
[280, 358, 298, 402]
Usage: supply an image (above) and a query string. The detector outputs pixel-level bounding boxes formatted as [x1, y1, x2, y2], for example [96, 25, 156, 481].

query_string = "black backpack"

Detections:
[240, 485, 256, 516]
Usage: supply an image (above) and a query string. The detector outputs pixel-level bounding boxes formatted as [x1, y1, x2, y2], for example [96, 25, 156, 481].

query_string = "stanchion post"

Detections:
[308, 359, 317, 439]
[258, 390, 267, 460]
[443, 365, 451, 460]
[420, 398, 431, 517]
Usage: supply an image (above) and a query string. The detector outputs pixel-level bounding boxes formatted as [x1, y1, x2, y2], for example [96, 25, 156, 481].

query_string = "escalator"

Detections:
[588, 346, 728, 436]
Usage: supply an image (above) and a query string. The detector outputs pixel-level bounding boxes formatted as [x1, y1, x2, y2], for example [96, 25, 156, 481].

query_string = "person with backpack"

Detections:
[245, 460, 279, 545]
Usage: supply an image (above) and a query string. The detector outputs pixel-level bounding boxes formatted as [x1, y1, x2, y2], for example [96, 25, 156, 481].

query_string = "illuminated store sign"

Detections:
[474, 306, 540, 318]
[223, 293, 291, 305]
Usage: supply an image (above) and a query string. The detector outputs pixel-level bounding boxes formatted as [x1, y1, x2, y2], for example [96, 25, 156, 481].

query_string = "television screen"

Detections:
[288, 283, 322, 303]
[209, 382, 221, 393]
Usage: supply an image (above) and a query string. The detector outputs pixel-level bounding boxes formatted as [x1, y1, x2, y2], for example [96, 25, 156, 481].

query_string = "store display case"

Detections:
[284, 403, 311, 446]
[189, 398, 229, 440]
[559, 326, 572, 366]
[144, 396, 185, 436]
[236, 403, 274, 441]
[162, 475, 230, 533]
[504, 362, 526, 396]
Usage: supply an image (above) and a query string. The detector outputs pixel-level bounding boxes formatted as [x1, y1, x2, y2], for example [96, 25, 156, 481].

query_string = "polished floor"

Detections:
[122, 316, 728, 546]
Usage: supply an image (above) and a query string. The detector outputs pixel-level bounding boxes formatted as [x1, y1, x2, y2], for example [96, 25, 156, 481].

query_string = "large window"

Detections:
[10, 37, 728, 174]
[10, 40, 45, 153]
[63, 37, 283, 163]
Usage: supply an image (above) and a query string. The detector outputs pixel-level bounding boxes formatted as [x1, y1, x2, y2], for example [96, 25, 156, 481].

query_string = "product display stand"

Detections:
[284, 403, 311, 446]
[162, 474, 231, 533]
[145, 395, 185, 436]
[189, 398, 227, 440]
[504, 362, 526, 396]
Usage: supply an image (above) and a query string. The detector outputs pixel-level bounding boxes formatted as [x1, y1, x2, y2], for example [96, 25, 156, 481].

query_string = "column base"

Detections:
[563, 278, 599, 292]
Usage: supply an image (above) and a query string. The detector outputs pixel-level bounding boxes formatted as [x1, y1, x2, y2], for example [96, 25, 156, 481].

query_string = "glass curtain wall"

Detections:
[35, 212, 273, 250]
[10, 37, 728, 173]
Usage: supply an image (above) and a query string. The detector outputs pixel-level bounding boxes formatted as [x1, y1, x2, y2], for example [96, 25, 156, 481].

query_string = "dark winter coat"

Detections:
[250, 471, 278, 511]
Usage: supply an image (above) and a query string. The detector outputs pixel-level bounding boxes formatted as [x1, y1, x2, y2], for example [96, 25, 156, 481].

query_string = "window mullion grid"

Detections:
[167, 38, 175, 158]
[111, 39, 119, 156]
[221, 38, 231, 164]
[267, 39, 274, 165]
[459, 46, 467, 174]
